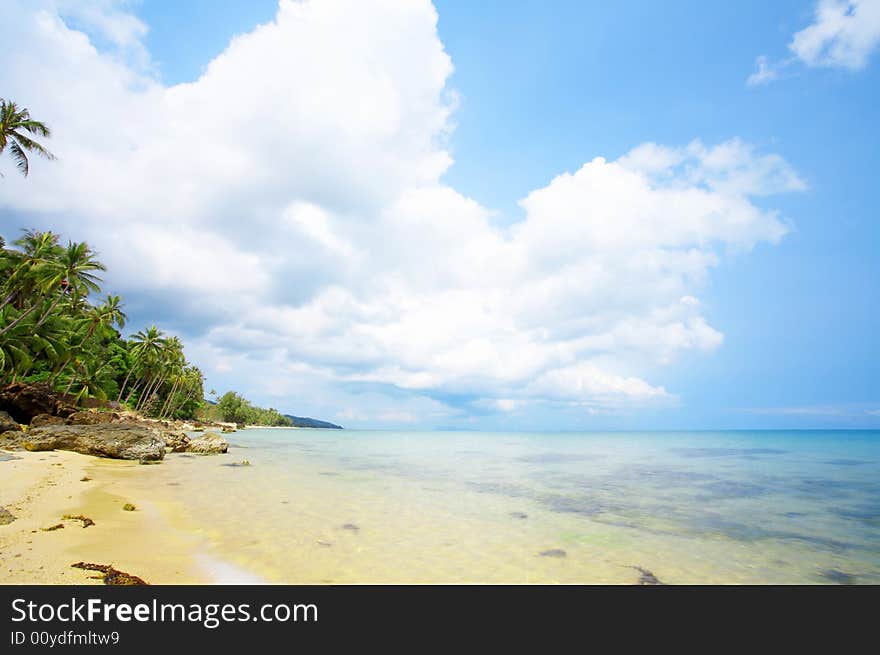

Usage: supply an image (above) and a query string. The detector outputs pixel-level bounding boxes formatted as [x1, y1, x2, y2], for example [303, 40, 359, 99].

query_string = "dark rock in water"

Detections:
[510, 512, 529, 519]
[538, 549, 566, 558]
[0, 383, 77, 424]
[24, 423, 166, 462]
[342, 523, 359, 531]
[30, 413, 66, 427]
[821, 569, 857, 585]
[41, 524, 64, 531]
[316, 540, 333, 547]
[71, 562, 148, 585]
[186, 431, 228, 455]
[222, 460, 251, 467]
[67, 410, 118, 425]
[628, 565, 665, 585]
[0, 410, 22, 435]
[0, 506, 16, 525]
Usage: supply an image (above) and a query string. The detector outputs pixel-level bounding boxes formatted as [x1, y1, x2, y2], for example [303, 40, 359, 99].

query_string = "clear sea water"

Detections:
[134, 428, 880, 584]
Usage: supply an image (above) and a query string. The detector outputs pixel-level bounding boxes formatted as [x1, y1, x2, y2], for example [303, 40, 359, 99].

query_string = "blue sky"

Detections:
[1, 0, 878, 429]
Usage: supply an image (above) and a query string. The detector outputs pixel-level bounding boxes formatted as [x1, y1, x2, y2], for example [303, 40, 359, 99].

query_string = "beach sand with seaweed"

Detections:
[0, 449, 216, 584]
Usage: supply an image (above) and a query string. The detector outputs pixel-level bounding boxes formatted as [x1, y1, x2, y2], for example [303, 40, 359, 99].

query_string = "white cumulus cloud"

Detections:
[0, 0, 806, 425]
[749, 0, 880, 85]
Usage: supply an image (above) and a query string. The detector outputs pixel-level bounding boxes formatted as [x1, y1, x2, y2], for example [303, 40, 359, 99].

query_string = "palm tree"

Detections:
[117, 326, 165, 404]
[49, 295, 126, 387]
[0, 99, 55, 177]
[0, 238, 103, 337]
[34, 240, 106, 326]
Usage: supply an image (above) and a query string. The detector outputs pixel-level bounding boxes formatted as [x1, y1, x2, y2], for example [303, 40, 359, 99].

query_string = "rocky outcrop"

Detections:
[67, 410, 119, 425]
[162, 430, 191, 453]
[0, 382, 76, 424]
[0, 410, 21, 435]
[186, 431, 228, 455]
[30, 413, 67, 427]
[22, 424, 166, 463]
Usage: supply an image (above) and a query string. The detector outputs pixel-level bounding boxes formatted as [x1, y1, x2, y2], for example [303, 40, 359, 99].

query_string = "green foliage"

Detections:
[0, 227, 206, 420]
[0, 98, 56, 177]
[214, 391, 293, 427]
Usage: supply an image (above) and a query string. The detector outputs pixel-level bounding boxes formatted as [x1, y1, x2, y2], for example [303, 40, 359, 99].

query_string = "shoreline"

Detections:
[0, 448, 255, 585]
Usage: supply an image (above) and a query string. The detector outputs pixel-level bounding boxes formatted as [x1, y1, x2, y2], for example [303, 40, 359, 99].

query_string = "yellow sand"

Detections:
[0, 449, 209, 584]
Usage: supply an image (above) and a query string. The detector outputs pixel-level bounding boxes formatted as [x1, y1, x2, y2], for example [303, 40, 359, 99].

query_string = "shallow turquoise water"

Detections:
[169, 429, 880, 583]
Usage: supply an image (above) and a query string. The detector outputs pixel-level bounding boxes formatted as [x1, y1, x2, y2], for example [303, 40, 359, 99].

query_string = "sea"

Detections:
[128, 428, 880, 584]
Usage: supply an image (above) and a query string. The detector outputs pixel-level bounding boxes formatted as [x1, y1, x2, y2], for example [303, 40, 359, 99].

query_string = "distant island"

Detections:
[283, 415, 343, 430]
[203, 392, 342, 429]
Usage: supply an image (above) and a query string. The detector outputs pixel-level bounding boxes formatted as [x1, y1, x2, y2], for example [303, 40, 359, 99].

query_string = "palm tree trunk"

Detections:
[0, 301, 42, 337]
[0, 290, 18, 312]
[159, 377, 181, 419]
[35, 291, 65, 327]
[137, 374, 166, 414]
[125, 374, 149, 407]
[117, 365, 137, 403]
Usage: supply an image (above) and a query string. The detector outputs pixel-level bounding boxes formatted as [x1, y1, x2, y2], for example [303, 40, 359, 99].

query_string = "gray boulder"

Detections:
[187, 431, 228, 455]
[30, 413, 66, 427]
[23, 423, 166, 462]
[67, 410, 119, 425]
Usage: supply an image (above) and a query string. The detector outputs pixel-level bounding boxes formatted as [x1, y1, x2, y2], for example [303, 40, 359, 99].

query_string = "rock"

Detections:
[0, 382, 76, 423]
[538, 549, 567, 558]
[67, 411, 118, 425]
[30, 413, 67, 428]
[0, 506, 16, 525]
[342, 523, 359, 531]
[628, 565, 665, 585]
[510, 512, 529, 519]
[162, 430, 191, 453]
[0, 410, 22, 435]
[23, 423, 166, 462]
[186, 431, 228, 455]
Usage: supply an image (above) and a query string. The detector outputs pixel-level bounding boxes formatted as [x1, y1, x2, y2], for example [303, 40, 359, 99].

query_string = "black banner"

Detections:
[0, 585, 872, 649]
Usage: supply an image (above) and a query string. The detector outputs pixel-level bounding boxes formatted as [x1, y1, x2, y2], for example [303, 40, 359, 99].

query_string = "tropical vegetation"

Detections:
[0, 229, 205, 418]
[1, 99, 288, 426]
[0, 98, 55, 177]
[207, 391, 293, 427]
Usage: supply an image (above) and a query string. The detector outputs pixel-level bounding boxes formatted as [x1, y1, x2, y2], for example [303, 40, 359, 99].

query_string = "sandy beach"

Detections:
[0, 449, 212, 584]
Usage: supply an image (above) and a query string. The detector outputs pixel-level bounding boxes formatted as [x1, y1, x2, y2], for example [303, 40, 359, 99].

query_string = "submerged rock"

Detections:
[342, 523, 359, 532]
[24, 423, 166, 462]
[187, 431, 228, 455]
[510, 511, 529, 519]
[628, 565, 665, 585]
[821, 569, 857, 585]
[538, 549, 567, 558]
